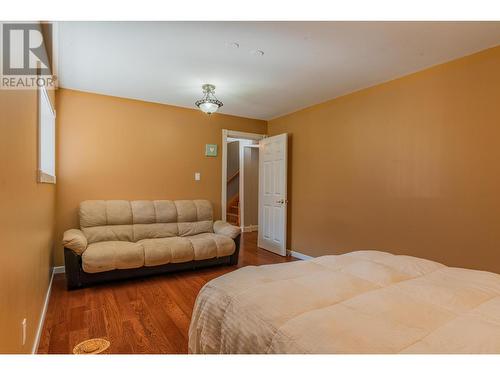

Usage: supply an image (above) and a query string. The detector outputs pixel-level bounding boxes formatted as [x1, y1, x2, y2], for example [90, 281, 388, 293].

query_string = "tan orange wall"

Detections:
[54, 89, 267, 266]
[0, 89, 56, 353]
[269, 46, 500, 273]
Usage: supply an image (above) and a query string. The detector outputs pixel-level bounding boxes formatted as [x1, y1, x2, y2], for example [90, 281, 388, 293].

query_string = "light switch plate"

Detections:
[195, 172, 201, 181]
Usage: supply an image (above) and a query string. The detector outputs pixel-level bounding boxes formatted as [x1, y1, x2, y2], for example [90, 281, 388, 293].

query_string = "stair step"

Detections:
[227, 213, 239, 217]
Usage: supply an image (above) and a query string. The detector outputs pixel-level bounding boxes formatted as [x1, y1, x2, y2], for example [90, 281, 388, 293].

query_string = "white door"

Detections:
[258, 133, 287, 256]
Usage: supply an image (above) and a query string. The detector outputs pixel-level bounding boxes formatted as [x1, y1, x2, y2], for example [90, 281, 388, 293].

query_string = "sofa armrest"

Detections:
[213, 220, 241, 239]
[62, 229, 88, 255]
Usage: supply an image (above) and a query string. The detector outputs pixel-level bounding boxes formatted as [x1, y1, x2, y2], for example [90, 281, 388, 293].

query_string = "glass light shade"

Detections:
[198, 101, 220, 114]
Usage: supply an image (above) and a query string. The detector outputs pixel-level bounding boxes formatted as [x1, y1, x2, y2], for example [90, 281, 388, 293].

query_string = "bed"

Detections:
[188, 250, 500, 353]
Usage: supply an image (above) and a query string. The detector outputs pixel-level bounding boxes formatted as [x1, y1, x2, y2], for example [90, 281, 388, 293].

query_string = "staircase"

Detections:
[226, 195, 240, 226]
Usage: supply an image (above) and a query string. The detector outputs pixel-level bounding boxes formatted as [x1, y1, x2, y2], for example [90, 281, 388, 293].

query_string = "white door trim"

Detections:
[239, 143, 259, 229]
[221, 129, 265, 222]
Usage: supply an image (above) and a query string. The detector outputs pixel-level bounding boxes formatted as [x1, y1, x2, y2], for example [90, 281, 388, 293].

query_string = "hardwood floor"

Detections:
[37, 231, 296, 354]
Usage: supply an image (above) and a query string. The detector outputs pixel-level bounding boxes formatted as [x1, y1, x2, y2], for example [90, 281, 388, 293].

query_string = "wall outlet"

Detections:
[194, 172, 201, 181]
[21, 318, 27, 346]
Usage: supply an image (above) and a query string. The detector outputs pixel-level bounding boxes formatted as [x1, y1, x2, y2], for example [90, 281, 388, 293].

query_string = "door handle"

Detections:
[277, 199, 288, 205]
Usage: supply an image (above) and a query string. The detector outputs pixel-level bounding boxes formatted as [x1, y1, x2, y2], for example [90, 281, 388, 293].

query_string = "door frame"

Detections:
[240, 143, 260, 231]
[221, 129, 265, 224]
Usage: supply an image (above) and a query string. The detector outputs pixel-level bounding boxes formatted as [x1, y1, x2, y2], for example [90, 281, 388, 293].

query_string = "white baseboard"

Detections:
[53, 266, 65, 274]
[289, 250, 314, 260]
[241, 225, 258, 233]
[32, 267, 56, 354]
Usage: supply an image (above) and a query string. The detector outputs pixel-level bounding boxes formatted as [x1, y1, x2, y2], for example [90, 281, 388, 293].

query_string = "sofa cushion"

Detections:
[131, 200, 156, 224]
[154, 200, 178, 223]
[189, 234, 217, 261]
[79, 199, 214, 243]
[133, 223, 179, 242]
[81, 199, 213, 225]
[194, 200, 213, 221]
[174, 199, 213, 223]
[189, 233, 236, 260]
[106, 200, 133, 225]
[139, 233, 236, 267]
[175, 200, 197, 222]
[82, 225, 134, 243]
[179, 199, 214, 236]
[178, 221, 213, 237]
[170, 237, 196, 263]
[139, 237, 195, 266]
[80, 200, 107, 228]
[82, 241, 145, 273]
[211, 233, 237, 257]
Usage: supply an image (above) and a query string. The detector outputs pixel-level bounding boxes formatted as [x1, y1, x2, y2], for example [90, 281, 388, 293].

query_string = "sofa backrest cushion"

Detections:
[80, 200, 213, 243]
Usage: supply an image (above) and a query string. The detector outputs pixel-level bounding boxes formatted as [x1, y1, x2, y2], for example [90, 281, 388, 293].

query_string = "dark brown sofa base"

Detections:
[64, 234, 241, 290]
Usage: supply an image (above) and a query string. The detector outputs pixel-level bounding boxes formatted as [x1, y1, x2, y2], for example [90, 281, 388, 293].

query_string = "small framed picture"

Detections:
[205, 144, 218, 157]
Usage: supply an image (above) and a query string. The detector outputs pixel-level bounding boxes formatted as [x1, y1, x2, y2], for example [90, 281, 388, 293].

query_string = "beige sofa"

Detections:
[62, 199, 241, 289]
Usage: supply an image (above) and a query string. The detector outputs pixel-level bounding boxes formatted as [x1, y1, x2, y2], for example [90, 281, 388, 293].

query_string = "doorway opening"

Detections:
[221, 130, 265, 233]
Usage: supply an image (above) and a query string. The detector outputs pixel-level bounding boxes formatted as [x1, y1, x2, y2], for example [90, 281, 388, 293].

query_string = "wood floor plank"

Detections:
[85, 308, 107, 340]
[130, 297, 177, 353]
[37, 232, 296, 354]
[47, 322, 70, 354]
[141, 280, 191, 339]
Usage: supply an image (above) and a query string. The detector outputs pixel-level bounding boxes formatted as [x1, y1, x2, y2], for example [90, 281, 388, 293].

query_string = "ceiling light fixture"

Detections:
[195, 84, 223, 115]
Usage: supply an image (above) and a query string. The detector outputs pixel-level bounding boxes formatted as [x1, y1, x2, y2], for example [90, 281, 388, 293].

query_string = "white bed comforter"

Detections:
[188, 251, 500, 353]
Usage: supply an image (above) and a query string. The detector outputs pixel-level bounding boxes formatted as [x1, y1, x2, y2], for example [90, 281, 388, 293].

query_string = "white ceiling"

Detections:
[58, 22, 500, 120]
